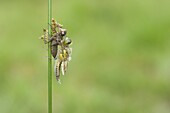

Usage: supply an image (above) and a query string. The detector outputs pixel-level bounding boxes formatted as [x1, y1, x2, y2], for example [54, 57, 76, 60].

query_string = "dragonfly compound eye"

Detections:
[65, 38, 72, 45]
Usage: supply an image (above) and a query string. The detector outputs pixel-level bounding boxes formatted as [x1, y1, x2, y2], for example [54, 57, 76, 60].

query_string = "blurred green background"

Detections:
[1, 0, 170, 113]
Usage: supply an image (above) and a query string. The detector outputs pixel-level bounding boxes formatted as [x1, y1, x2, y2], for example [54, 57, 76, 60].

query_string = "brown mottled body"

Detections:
[49, 33, 63, 59]
[51, 45, 58, 59]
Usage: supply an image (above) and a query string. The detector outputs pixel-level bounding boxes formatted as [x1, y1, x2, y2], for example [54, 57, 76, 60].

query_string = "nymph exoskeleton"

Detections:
[51, 18, 63, 34]
[39, 28, 48, 44]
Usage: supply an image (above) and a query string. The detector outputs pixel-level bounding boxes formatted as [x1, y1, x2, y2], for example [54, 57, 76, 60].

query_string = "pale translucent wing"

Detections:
[61, 62, 65, 76]
[64, 61, 68, 73]
[54, 59, 62, 82]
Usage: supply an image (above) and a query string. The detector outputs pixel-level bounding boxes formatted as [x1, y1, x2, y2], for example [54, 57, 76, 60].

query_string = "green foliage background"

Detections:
[0, 0, 170, 113]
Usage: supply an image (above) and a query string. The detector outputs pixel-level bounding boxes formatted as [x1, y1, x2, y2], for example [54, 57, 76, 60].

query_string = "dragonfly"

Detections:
[55, 36, 72, 83]
[40, 18, 72, 83]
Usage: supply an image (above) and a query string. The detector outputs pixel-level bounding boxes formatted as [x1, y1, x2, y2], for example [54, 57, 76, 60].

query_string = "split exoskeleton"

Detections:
[40, 18, 72, 83]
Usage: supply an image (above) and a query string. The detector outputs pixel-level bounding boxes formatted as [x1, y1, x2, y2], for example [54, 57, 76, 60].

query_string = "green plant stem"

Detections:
[48, 0, 52, 113]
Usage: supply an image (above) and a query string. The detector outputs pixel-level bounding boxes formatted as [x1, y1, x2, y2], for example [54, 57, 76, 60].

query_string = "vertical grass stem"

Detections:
[48, 0, 52, 113]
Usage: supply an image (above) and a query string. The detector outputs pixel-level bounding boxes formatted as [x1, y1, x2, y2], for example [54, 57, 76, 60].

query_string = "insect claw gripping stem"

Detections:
[48, 23, 51, 26]
[48, 56, 52, 60]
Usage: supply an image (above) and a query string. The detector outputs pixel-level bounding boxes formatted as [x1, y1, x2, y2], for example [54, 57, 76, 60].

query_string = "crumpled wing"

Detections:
[54, 60, 62, 83]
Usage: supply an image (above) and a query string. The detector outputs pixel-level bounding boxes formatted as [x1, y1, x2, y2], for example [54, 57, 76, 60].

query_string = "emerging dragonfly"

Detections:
[40, 18, 72, 83]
